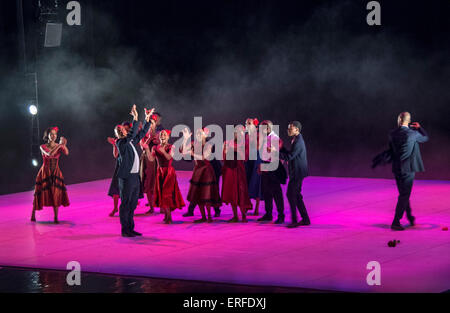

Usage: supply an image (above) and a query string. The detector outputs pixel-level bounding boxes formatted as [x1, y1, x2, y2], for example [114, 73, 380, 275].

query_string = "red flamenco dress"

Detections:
[187, 142, 221, 207]
[139, 132, 159, 199]
[33, 145, 70, 211]
[221, 144, 252, 210]
[153, 144, 185, 210]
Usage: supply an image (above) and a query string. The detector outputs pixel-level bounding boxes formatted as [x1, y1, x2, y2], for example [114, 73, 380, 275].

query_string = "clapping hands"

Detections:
[129, 104, 156, 123]
[59, 136, 67, 146]
[130, 104, 138, 120]
[182, 127, 192, 139]
[144, 107, 155, 122]
[107, 137, 116, 145]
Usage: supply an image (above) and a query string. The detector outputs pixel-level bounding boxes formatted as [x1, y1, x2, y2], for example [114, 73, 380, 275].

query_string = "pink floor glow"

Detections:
[0, 172, 449, 292]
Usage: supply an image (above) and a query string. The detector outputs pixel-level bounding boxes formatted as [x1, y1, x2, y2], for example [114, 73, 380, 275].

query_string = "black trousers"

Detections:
[392, 172, 415, 225]
[286, 177, 309, 223]
[118, 173, 140, 234]
[261, 172, 285, 218]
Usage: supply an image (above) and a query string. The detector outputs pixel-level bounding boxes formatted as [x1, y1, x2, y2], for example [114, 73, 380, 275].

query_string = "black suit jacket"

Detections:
[116, 121, 150, 179]
[280, 134, 308, 180]
[389, 126, 429, 175]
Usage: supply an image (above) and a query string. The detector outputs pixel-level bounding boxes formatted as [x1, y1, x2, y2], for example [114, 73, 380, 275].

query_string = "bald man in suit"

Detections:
[389, 112, 429, 231]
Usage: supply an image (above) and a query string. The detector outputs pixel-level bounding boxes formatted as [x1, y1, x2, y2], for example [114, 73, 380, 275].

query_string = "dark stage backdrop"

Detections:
[0, 0, 449, 195]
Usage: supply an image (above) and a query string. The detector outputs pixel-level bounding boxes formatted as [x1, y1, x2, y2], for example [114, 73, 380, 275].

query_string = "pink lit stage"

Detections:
[0, 172, 449, 292]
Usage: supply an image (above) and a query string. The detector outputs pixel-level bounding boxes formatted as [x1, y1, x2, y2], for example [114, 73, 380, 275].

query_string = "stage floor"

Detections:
[0, 172, 449, 292]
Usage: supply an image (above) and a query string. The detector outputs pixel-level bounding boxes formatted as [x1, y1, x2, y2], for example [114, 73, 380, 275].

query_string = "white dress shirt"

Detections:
[261, 131, 280, 162]
[130, 141, 140, 173]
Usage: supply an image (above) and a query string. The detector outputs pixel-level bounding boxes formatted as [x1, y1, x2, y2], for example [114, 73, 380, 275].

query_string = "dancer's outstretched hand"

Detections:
[182, 127, 192, 139]
[130, 104, 138, 120]
[144, 107, 155, 122]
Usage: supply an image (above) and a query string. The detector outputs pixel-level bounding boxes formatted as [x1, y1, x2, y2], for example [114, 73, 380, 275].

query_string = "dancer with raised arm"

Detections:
[182, 127, 222, 218]
[107, 121, 146, 217]
[389, 112, 429, 231]
[182, 127, 221, 223]
[115, 105, 154, 237]
[139, 114, 159, 214]
[31, 127, 70, 223]
[150, 129, 185, 224]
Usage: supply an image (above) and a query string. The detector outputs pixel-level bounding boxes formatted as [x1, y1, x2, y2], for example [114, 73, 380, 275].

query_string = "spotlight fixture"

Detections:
[29, 104, 38, 115]
[32, 159, 39, 167]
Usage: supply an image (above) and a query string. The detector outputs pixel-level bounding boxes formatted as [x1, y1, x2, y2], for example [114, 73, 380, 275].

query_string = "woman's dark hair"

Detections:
[121, 121, 132, 128]
[43, 127, 54, 141]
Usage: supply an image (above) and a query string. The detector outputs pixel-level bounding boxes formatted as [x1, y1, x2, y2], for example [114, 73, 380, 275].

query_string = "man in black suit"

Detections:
[280, 121, 310, 228]
[389, 112, 429, 231]
[115, 105, 154, 237]
[257, 120, 287, 224]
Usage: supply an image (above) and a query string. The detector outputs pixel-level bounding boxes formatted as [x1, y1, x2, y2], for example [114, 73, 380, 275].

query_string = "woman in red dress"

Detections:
[222, 126, 252, 222]
[139, 115, 159, 214]
[31, 127, 70, 223]
[106, 135, 120, 216]
[245, 118, 263, 216]
[149, 130, 185, 224]
[182, 127, 221, 223]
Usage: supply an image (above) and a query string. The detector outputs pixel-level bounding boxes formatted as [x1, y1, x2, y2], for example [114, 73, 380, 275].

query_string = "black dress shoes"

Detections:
[287, 220, 310, 228]
[408, 216, 416, 226]
[391, 224, 405, 231]
[121, 232, 136, 237]
[274, 217, 285, 224]
[131, 231, 142, 236]
[257, 215, 272, 222]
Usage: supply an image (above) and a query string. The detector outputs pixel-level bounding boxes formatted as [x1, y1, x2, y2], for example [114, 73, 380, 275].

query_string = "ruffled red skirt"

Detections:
[154, 166, 185, 210]
[221, 161, 252, 209]
[140, 154, 157, 195]
[187, 161, 221, 206]
[33, 163, 70, 210]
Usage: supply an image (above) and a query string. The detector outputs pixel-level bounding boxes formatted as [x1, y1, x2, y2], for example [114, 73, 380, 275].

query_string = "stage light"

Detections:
[32, 159, 39, 167]
[29, 105, 38, 115]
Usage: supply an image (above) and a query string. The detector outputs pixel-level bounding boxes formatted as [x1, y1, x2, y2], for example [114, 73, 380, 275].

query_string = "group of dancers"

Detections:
[30, 105, 428, 236]
[104, 105, 310, 237]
